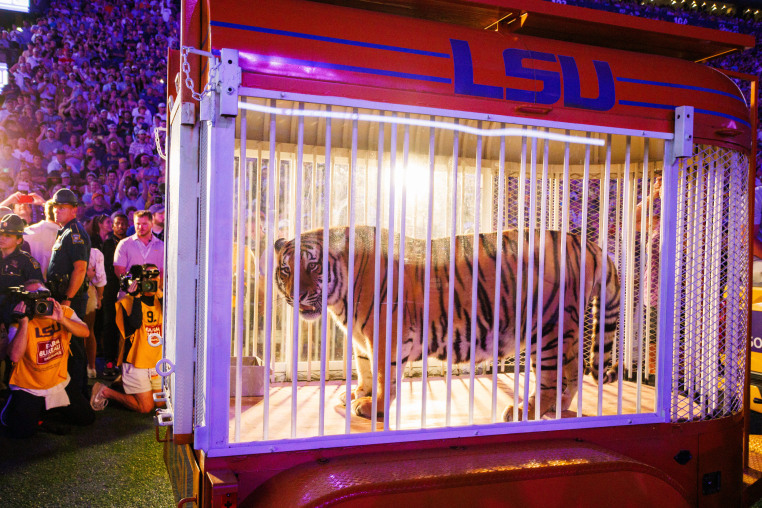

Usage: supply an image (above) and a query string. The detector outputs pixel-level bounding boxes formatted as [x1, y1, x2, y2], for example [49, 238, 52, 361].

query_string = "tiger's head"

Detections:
[273, 234, 335, 321]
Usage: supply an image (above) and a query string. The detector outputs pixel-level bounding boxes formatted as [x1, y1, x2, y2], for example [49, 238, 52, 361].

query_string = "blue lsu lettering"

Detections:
[450, 39, 615, 112]
[35, 322, 62, 338]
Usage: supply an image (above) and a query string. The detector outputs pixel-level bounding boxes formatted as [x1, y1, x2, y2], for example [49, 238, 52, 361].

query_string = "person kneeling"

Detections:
[0, 280, 94, 438]
[90, 264, 162, 413]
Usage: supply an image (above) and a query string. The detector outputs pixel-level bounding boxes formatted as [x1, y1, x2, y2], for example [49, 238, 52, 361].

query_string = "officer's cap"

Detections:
[0, 213, 26, 236]
[51, 188, 79, 206]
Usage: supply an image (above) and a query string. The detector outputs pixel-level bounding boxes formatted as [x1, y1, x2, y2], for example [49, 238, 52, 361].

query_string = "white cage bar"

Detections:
[196, 92, 749, 455]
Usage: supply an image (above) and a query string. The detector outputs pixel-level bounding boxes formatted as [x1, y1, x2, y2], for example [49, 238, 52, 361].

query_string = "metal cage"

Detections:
[174, 87, 750, 457]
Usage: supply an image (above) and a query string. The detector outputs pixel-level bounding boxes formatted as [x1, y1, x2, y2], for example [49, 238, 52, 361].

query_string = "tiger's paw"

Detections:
[502, 404, 541, 421]
[601, 365, 618, 384]
[351, 396, 385, 420]
[338, 387, 370, 406]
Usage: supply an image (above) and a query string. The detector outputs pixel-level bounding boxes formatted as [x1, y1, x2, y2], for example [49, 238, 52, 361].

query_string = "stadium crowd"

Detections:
[552, 0, 762, 172]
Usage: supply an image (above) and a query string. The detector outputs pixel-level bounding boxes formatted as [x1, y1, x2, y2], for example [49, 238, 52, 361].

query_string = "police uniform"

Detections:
[46, 189, 91, 398]
[0, 214, 43, 328]
[47, 217, 91, 309]
[0, 247, 43, 327]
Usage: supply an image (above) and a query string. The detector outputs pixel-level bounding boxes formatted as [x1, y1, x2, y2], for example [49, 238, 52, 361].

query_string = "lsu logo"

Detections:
[35, 322, 62, 339]
[450, 39, 615, 112]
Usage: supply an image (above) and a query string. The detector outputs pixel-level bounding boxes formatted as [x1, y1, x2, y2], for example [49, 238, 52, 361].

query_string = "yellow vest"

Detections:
[116, 293, 163, 369]
[10, 307, 75, 390]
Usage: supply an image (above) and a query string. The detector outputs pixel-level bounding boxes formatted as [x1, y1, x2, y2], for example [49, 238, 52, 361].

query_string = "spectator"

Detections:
[38, 126, 63, 159]
[100, 211, 127, 378]
[83, 190, 111, 220]
[113, 210, 163, 283]
[23, 199, 59, 279]
[150, 203, 164, 241]
[120, 184, 146, 211]
[128, 129, 153, 166]
[84, 246, 106, 379]
[12, 137, 33, 166]
[46, 147, 67, 174]
[0, 144, 21, 177]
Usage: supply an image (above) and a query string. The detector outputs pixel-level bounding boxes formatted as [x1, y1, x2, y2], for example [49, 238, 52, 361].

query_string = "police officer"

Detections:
[0, 214, 43, 328]
[47, 188, 91, 397]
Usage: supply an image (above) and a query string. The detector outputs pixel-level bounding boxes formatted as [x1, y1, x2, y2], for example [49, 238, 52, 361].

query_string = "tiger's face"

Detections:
[273, 236, 329, 320]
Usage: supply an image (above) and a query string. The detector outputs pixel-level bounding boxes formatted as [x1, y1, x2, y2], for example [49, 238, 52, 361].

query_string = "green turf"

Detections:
[0, 385, 174, 507]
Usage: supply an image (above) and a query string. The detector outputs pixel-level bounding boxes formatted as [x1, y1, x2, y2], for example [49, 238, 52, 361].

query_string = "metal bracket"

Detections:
[199, 94, 214, 123]
[155, 408, 174, 426]
[217, 48, 241, 117]
[674, 106, 694, 158]
[181, 102, 195, 126]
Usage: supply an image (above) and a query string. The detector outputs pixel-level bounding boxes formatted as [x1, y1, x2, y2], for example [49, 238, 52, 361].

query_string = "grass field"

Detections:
[0, 383, 174, 507]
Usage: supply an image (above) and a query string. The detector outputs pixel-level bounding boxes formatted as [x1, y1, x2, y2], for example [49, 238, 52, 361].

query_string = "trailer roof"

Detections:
[314, 0, 755, 61]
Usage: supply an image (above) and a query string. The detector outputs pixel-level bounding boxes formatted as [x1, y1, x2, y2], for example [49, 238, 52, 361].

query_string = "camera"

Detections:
[120, 264, 159, 295]
[9, 286, 54, 319]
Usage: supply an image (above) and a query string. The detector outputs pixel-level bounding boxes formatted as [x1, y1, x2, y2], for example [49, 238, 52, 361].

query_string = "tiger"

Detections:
[274, 225, 620, 421]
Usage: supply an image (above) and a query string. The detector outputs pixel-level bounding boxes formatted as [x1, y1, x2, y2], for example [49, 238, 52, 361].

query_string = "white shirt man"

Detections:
[23, 202, 59, 279]
[113, 210, 164, 296]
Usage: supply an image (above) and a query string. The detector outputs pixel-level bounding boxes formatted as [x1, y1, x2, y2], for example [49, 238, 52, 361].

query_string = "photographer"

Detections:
[0, 279, 94, 438]
[90, 264, 162, 413]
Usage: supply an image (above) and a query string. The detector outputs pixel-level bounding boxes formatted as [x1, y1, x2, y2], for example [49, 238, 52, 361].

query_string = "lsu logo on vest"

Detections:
[450, 39, 615, 112]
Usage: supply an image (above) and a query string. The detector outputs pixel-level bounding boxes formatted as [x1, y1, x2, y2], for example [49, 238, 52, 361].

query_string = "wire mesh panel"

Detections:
[670, 146, 748, 421]
[195, 120, 209, 428]
[214, 95, 748, 450]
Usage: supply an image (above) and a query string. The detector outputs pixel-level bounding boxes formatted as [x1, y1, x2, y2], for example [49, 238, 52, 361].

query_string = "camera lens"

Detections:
[35, 301, 48, 315]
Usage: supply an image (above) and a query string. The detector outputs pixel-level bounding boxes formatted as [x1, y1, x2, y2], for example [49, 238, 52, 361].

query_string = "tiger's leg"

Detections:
[351, 318, 393, 420]
[560, 328, 581, 414]
[339, 336, 374, 406]
[503, 340, 562, 422]
[589, 255, 620, 383]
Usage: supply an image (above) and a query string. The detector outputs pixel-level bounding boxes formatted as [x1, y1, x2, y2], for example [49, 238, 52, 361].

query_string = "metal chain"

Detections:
[181, 46, 221, 102]
[154, 126, 167, 161]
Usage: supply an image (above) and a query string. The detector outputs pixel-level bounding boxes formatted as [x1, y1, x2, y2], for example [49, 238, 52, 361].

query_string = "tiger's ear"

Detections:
[274, 238, 286, 254]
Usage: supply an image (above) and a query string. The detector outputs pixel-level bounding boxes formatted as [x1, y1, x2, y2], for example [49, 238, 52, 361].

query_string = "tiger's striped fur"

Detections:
[274, 226, 620, 421]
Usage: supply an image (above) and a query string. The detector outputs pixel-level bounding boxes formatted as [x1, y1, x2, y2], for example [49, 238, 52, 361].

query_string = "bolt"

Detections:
[227, 87, 234, 95]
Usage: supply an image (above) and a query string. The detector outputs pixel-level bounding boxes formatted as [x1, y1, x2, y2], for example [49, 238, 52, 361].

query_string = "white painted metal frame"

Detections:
[161, 100, 199, 437]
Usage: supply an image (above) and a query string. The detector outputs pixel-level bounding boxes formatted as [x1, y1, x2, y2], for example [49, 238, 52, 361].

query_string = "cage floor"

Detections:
[228, 372, 657, 443]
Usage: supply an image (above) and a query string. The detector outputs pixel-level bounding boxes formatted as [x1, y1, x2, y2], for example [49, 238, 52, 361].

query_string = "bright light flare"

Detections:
[238, 101, 606, 147]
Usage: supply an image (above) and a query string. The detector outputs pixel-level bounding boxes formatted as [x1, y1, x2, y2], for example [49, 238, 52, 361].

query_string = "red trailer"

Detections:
[160, 1, 759, 506]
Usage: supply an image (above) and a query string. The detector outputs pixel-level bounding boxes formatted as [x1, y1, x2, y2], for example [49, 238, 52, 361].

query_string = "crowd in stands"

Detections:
[0, 0, 178, 222]
[549, 0, 762, 173]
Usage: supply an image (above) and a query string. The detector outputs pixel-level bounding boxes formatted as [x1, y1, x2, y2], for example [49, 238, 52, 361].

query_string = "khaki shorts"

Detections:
[121, 363, 161, 394]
